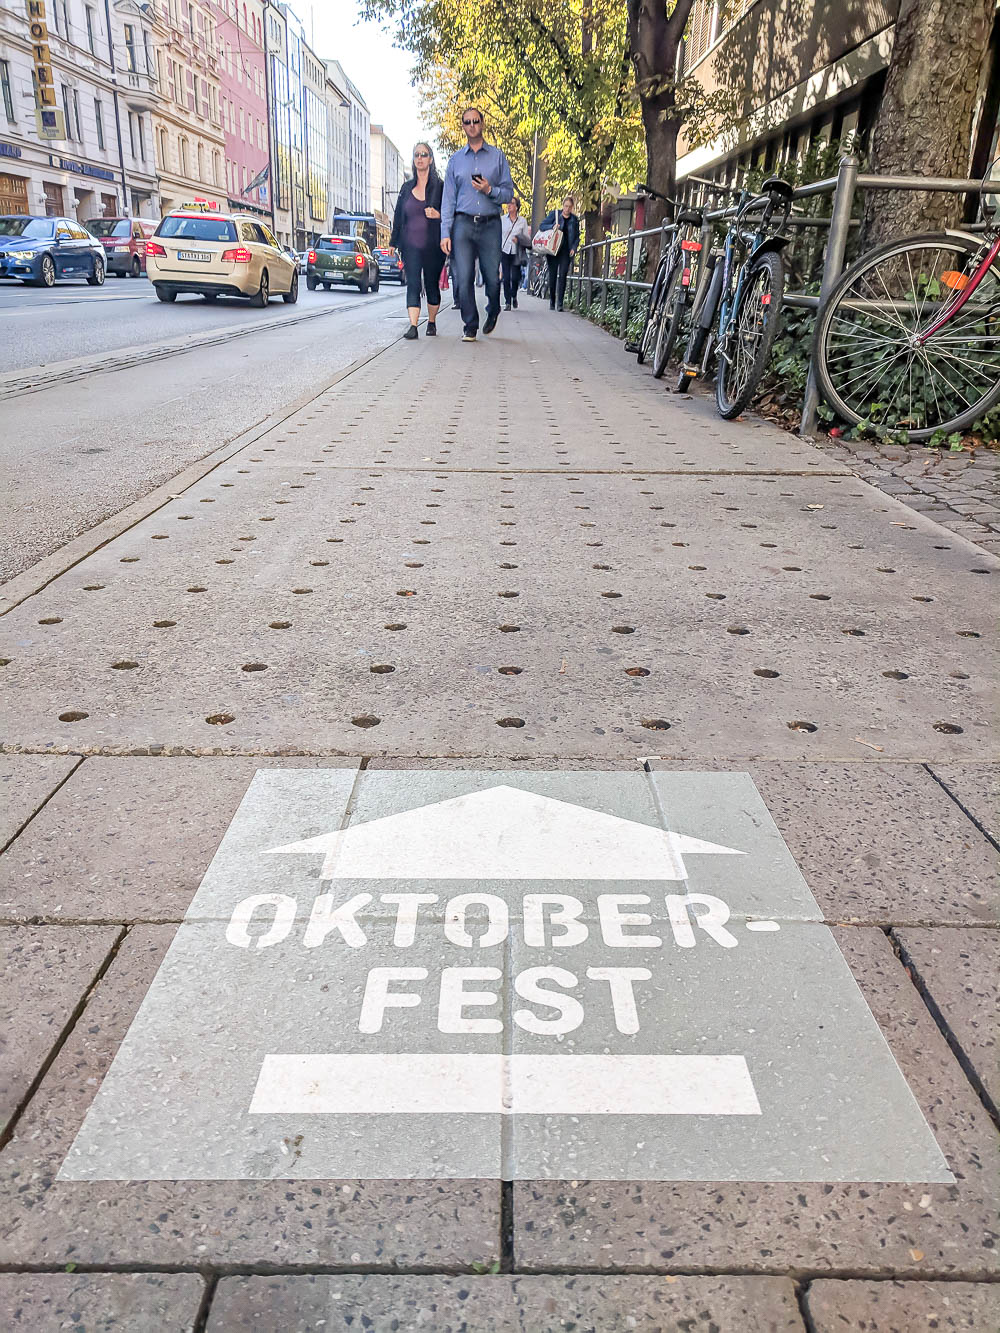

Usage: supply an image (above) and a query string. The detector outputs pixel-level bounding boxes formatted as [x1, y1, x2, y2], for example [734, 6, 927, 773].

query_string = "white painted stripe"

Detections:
[249, 1054, 761, 1116]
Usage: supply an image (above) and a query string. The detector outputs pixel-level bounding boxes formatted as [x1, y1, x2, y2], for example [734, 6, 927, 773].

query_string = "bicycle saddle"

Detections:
[676, 207, 703, 226]
[760, 176, 794, 199]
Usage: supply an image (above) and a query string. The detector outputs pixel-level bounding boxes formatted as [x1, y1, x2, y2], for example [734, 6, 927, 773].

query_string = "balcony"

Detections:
[121, 69, 161, 112]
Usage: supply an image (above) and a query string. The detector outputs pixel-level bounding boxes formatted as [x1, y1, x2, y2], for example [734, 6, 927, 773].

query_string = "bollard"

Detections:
[800, 154, 859, 437]
[599, 240, 611, 322]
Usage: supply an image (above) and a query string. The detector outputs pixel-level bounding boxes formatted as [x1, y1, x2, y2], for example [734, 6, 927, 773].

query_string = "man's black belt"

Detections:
[457, 211, 500, 223]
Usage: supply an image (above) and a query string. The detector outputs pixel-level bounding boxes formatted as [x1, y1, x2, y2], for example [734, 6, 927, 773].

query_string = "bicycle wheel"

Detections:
[715, 250, 784, 419]
[637, 261, 667, 365]
[653, 259, 685, 378]
[814, 233, 1000, 440]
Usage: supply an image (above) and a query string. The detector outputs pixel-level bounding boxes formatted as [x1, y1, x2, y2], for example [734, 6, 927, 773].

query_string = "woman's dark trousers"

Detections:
[547, 249, 571, 309]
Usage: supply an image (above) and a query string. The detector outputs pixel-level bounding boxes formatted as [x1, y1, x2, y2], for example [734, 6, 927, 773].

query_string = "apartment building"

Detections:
[676, 1, 1000, 189]
[214, 0, 269, 218]
[370, 122, 403, 220]
[0, 0, 159, 220]
[150, 0, 226, 213]
[301, 40, 328, 240]
[324, 61, 351, 217]
[326, 58, 368, 215]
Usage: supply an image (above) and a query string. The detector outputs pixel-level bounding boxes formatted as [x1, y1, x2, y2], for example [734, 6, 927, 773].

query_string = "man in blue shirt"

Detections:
[441, 108, 514, 341]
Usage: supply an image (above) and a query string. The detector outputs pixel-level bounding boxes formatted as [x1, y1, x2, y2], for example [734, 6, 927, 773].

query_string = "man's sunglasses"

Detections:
[462, 117, 482, 126]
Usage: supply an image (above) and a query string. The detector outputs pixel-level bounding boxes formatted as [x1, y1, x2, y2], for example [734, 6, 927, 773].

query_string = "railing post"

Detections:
[620, 230, 635, 337]
[800, 153, 859, 437]
[599, 238, 611, 323]
[586, 244, 594, 309]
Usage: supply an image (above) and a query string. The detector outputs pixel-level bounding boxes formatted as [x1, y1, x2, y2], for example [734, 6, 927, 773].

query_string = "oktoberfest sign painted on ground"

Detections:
[60, 768, 952, 1183]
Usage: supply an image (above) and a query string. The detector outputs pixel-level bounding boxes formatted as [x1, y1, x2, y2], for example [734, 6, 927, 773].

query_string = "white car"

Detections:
[145, 207, 298, 306]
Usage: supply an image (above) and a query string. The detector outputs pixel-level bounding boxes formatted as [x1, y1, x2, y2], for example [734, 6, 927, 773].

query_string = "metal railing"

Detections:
[561, 156, 999, 437]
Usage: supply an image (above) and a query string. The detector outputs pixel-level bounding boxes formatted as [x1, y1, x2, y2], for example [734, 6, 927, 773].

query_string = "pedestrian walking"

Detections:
[501, 198, 532, 310]
[391, 143, 444, 340]
[440, 107, 514, 342]
[539, 195, 580, 312]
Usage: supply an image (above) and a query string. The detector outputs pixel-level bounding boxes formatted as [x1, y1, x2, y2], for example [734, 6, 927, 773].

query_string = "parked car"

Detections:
[374, 246, 405, 284]
[0, 215, 106, 287]
[306, 236, 380, 293]
[145, 206, 297, 305]
[84, 216, 157, 277]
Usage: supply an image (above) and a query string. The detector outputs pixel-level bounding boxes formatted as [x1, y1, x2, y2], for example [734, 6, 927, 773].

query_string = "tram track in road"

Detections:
[0, 289, 400, 402]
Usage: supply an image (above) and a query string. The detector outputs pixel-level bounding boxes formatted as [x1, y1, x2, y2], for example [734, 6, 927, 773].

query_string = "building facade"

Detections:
[369, 122, 403, 220]
[301, 39, 327, 241]
[214, 0, 268, 218]
[0, 0, 160, 221]
[150, 0, 226, 214]
[676, 1, 1000, 191]
[325, 58, 368, 215]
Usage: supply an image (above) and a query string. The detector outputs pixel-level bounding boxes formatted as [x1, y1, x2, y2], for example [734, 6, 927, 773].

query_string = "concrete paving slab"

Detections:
[0, 755, 78, 849]
[0, 927, 500, 1266]
[0, 1272, 204, 1332]
[249, 309, 848, 475]
[58, 770, 946, 1185]
[928, 764, 1000, 845]
[894, 927, 1000, 1117]
[649, 762, 999, 925]
[805, 1279, 1000, 1331]
[513, 928, 1000, 1275]
[0, 469, 994, 759]
[206, 1273, 805, 1332]
[0, 925, 118, 1133]
[0, 757, 359, 922]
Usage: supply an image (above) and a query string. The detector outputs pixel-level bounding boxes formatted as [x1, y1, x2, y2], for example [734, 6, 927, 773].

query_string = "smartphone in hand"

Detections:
[471, 173, 484, 182]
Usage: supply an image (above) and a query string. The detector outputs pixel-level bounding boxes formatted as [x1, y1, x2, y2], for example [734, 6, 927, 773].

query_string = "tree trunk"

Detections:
[865, 0, 995, 244]
[638, 100, 681, 273]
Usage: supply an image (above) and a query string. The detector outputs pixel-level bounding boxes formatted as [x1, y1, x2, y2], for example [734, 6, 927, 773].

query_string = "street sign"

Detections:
[59, 769, 952, 1184]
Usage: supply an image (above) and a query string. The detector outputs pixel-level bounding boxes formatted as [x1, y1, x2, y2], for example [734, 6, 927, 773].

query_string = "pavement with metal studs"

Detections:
[0, 301, 997, 1332]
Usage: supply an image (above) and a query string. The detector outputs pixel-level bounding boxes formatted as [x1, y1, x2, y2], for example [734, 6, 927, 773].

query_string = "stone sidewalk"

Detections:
[0, 301, 997, 1332]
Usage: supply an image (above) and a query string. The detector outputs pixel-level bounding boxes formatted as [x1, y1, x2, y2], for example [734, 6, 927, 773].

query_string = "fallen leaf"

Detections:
[909, 1248, 924, 1262]
[854, 737, 884, 752]
[559, 658, 568, 674]
[806, 503, 824, 510]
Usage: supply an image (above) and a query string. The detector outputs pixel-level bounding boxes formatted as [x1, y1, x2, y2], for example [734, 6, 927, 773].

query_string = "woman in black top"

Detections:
[539, 195, 580, 312]
[391, 143, 444, 339]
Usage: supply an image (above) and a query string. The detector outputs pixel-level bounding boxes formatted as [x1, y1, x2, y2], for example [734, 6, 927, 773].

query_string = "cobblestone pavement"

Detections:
[805, 432, 1000, 555]
[0, 301, 997, 1332]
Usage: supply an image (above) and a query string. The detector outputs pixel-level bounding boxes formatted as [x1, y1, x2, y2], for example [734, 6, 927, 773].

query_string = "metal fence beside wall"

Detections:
[558, 156, 998, 437]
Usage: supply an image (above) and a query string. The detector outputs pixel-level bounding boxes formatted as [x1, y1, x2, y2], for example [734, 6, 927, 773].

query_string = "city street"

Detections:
[0, 280, 409, 580]
[0, 299, 997, 1331]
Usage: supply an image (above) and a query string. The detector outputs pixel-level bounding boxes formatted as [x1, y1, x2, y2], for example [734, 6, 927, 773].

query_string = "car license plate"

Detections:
[178, 250, 211, 261]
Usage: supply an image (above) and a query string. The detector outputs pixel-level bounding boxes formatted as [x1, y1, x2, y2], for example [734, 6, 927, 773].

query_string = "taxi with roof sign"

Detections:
[145, 204, 297, 305]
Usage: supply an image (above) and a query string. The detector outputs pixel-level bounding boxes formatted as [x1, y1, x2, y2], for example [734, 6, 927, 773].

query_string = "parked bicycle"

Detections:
[676, 176, 793, 418]
[813, 165, 1000, 440]
[633, 184, 705, 379]
[528, 256, 550, 302]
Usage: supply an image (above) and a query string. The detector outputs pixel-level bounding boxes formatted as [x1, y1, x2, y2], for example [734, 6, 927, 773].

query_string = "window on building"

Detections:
[124, 24, 138, 72]
[158, 127, 168, 167]
[143, 28, 153, 75]
[187, 3, 195, 40]
[213, 150, 221, 185]
[1, 60, 14, 124]
[85, 6, 97, 54]
[197, 141, 204, 180]
[180, 137, 189, 176]
[94, 97, 105, 150]
[136, 113, 146, 162]
[72, 87, 82, 141]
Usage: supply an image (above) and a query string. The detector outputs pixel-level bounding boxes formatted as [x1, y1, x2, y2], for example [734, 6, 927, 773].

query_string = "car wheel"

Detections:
[306, 274, 317, 291]
[155, 286, 176, 302]
[359, 277, 370, 294]
[373, 273, 380, 292]
[130, 256, 141, 278]
[323, 282, 331, 290]
[250, 269, 269, 307]
[33, 254, 56, 288]
[283, 270, 298, 304]
[203, 293, 218, 302]
[87, 258, 105, 286]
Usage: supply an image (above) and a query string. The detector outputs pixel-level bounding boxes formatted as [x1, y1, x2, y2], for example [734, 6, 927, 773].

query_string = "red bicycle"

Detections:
[814, 171, 1000, 440]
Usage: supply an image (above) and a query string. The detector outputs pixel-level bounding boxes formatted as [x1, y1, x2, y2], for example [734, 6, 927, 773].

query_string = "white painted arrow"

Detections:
[263, 784, 744, 880]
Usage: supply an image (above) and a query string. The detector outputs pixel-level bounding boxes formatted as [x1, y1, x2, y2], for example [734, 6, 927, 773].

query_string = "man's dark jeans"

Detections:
[501, 253, 522, 304]
[451, 213, 501, 333]
[547, 249, 572, 309]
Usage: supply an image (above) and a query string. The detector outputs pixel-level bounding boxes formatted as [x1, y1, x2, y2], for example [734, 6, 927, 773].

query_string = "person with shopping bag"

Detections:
[501, 197, 532, 310]
[535, 195, 580, 311]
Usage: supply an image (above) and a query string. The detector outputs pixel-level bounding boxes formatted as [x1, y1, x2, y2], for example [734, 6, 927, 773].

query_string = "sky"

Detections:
[308, 0, 432, 171]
